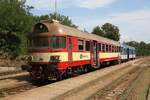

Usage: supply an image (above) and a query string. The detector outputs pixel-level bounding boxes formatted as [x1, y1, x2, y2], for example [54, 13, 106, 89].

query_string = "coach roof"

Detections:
[30, 20, 120, 46]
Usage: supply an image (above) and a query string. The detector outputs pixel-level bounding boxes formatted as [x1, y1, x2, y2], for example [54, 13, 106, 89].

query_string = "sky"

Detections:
[26, 0, 150, 43]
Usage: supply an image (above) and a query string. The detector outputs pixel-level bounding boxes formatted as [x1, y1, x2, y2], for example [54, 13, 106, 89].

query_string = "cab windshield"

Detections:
[29, 36, 66, 49]
[29, 37, 49, 48]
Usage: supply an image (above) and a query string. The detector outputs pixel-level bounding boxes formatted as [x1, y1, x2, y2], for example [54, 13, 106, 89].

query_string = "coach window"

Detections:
[106, 45, 109, 52]
[116, 46, 118, 52]
[99, 43, 101, 51]
[118, 47, 120, 52]
[112, 46, 114, 52]
[109, 45, 111, 52]
[85, 41, 90, 51]
[115, 46, 117, 52]
[78, 40, 84, 51]
[50, 36, 66, 49]
[102, 44, 105, 52]
[117, 46, 119, 52]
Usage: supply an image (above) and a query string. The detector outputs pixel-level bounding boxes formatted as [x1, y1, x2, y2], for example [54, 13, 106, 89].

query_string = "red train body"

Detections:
[26, 20, 121, 80]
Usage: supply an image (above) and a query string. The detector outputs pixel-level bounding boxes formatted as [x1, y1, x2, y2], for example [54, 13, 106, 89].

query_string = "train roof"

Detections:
[121, 43, 135, 50]
[29, 20, 120, 46]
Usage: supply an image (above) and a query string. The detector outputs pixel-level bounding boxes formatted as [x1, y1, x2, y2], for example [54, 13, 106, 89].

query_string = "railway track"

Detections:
[0, 70, 29, 80]
[0, 70, 23, 76]
[0, 82, 37, 98]
[87, 65, 145, 100]
[0, 78, 54, 98]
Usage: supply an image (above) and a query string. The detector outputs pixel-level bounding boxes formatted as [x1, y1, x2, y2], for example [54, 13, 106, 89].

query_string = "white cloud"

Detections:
[26, 0, 52, 10]
[26, 0, 117, 12]
[26, 0, 76, 11]
[73, 10, 150, 43]
[78, 0, 118, 9]
[25, 0, 79, 15]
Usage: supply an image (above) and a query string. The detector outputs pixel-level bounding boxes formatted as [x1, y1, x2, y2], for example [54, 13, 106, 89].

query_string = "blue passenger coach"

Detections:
[121, 43, 136, 61]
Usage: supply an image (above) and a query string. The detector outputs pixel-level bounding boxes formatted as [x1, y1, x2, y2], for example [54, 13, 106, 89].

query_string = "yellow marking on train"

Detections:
[30, 52, 68, 62]
[99, 53, 120, 59]
[72, 52, 90, 61]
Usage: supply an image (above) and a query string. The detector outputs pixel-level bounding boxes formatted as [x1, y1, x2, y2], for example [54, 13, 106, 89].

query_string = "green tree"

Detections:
[92, 23, 120, 41]
[92, 26, 104, 36]
[35, 13, 78, 28]
[102, 23, 120, 41]
[126, 41, 150, 56]
[0, 0, 34, 57]
[34, 15, 49, 22]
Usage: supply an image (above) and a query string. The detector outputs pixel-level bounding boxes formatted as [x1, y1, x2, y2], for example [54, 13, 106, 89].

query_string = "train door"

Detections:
[91, 40, 99, 68]
[68, 37, 72, 66]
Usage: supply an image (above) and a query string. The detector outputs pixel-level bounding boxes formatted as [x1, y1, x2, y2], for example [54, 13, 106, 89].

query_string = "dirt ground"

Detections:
[127, 66, 150, 100]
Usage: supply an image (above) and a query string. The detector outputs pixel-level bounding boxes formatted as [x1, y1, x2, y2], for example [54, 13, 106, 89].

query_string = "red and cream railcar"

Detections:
[27, 20, 120, 79]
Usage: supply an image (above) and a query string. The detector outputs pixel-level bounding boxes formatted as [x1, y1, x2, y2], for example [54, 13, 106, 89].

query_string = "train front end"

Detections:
[25, 21, 67, 80]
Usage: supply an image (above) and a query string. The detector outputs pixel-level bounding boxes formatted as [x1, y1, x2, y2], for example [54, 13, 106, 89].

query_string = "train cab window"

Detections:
[85, 41, 90, 51]
[34, 23, 49, 33]
[33, 37, 49, 48]
[99, 43, 101, 51]
[78, 40, 84, 51]
[50, 36, 66, 49]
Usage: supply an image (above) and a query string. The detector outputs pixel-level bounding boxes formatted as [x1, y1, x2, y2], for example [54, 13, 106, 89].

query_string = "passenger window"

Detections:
[106, 45, 109, 52]
[102, 44, 105, 52]
[112, 46, 114, 52]
[109, 45, 112, 52]
[50, 36, 66, 49]
[85, 41, 90, 51]
[78, 40, 84, 51]
[99, 43, 101, 51]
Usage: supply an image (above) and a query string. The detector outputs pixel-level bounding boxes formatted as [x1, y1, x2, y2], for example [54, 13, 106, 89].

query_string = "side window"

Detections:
[50, 36, 66, 49]
[112, 46, 114, 52]
[102, 44, 105, 52]
[99, 43, 101, 51]
[106, 45, 109, 52]
[85, 41, 90, 51]
[109, 45, 111, 52]
[78, 40, 84, 51]
[116, 46, 118, 52]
